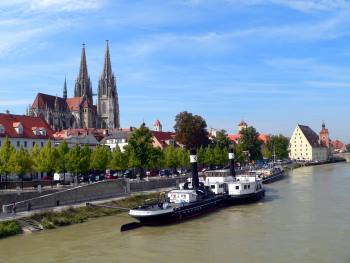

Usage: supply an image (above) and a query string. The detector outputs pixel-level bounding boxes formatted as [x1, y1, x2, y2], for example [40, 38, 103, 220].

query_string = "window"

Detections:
[235, 186, 239, 190]
[102, 102, 106, 114]
[33, 142, 35, 147]
[248, 185, 250, 189]
[0, 140, 1, 147]
[24, 141, 27, 148]
[244, 185, 247, 190]
[211, 185, 215, 189]
[41, 142, 44, 147]
[17, 141, 20, 147]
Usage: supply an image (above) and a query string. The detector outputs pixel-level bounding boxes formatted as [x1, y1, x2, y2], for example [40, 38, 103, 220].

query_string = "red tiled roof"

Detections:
[32, 93, 67, 111]
[227, 134, 240, 143]
[53, 128, 109, 142]
[331, 139, 345, 149]
[152, 131, 176, 148]
[0, 114, 55, 139]
[66, 97, 84, 111]
[227, 133, 270, 144]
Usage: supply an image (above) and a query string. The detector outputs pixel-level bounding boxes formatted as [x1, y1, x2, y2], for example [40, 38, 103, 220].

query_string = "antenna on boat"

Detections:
[190, 149, 199, 189]
[229, 148, 236, 176]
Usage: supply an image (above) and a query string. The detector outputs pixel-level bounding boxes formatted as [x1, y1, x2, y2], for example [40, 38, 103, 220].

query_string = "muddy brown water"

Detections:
[1, 163, 350, 263]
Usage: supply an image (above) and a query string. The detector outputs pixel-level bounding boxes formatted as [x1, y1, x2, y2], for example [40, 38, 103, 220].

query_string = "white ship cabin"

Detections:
[168, 190, 197, 204]
[205, 175, 234, 194]
[227, 176, 263, 196]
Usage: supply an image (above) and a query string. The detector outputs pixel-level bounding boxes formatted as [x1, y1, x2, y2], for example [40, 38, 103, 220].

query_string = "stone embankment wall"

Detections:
[129, 177, 187, 192]
[0, 189, 59, 208]
[2, 177, 187, 213]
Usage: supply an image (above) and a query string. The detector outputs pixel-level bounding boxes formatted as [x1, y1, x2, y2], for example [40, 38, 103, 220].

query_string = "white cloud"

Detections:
[0, 0, 104, 12]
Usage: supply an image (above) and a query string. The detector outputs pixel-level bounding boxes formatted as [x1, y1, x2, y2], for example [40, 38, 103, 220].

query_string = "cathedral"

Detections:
[29, 41, 120, 131]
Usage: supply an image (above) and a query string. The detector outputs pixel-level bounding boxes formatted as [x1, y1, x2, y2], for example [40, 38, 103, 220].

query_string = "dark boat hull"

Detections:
[225, 189, 265, 204]
[130, 196, 224, 225]
[262, 172, 284, 184]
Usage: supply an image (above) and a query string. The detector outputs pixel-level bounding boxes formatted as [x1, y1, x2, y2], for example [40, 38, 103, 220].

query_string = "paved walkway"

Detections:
[0, 186, 175, 222]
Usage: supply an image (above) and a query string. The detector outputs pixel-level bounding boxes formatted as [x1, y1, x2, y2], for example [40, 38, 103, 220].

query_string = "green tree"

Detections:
[37, 140, 58, 175]
[174, 111, 209, 149]
[238, 126, 262, 161]
[90, 145, 111, 172]
[211, 130, 232, 149]
[30, 144, 41, 177]
[9, 146, 32, 182]
[110, 146, 128, 171]
[147, 147, 164, 170]
[178, 148, 190, 168]
[66, 145, 81, 176]
[266, 135, 290, 160]
[213, 145, 228, 166]
[124, 123, 155, 178]
[0, 138, 15, 182]
[80, 145, 92, 175]
[164, 145, 180, 169]
[55, 141, 69, 175]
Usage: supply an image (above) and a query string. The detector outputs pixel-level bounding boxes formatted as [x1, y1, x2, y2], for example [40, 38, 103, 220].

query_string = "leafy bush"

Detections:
[0, 221, 22, 239]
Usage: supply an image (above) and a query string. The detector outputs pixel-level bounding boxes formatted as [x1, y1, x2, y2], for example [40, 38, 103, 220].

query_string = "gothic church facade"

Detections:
[29, 41, 120, 131]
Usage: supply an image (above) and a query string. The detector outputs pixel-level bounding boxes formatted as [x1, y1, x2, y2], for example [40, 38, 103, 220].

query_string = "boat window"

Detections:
[211, 185, 215, 189]
[244, 185, 247, 190]
[248, 185, 250, 189]
[235, 186, 239, 190]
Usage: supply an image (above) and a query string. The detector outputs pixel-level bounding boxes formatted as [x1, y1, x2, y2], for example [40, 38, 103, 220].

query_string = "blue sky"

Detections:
[0, 0, 350, 141]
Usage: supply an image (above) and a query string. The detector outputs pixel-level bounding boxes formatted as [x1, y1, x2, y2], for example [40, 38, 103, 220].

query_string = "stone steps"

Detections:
[17, 218, 43, 232]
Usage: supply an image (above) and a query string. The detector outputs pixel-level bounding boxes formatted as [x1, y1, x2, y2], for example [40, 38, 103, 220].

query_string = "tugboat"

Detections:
[123, 149, 225, 230]
[205, 149, 265, 204]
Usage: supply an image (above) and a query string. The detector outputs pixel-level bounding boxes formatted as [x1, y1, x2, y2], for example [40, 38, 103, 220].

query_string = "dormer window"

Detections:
[13, 122, 23, 135]
[0, 124, 5, 134]
[32, 127, 40, 136]
[40, 128, 46, 136]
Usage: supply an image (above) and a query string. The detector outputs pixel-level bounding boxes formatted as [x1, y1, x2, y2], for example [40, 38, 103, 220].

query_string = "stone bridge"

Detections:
[335, 153, 350, 163]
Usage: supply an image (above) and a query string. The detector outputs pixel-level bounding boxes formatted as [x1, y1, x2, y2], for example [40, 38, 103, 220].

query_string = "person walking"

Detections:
[12, 202, 17, 215]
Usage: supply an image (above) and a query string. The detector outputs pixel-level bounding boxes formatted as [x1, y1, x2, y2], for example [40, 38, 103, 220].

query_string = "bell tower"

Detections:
[97, 41, 120, 128]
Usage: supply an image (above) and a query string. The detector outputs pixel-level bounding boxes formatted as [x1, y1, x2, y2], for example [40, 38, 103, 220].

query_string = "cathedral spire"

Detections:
[63, 75, 67, 100]
[102, 40, 112, 79]
[75, 43, 93, 103]
[79, 43, 88, 80]
[97, 41, 120, 129]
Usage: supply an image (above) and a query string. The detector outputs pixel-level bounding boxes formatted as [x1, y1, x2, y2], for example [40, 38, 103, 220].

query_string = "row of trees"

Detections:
[0, 112, 290, 179]
[174, 111, 290, 162]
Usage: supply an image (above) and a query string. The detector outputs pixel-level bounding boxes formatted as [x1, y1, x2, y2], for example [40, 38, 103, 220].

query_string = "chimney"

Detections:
[229, 148, 236, 176]
[190, 149, 199, 189]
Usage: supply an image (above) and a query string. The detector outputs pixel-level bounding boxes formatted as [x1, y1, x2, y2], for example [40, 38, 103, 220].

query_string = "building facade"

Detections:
[29, 41, 120, 131]
[289, 124, 328, 162]
[0, 113, 55, 150]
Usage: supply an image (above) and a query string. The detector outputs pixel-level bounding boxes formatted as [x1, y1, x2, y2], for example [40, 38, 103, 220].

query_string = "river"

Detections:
[1, 163, 350, 263]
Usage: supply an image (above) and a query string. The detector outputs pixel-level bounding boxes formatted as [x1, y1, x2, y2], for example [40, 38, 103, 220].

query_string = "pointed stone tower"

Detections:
[97, 40, 120, 128]
[63, 76, 67, 100]
[75, 43, 93, 103]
